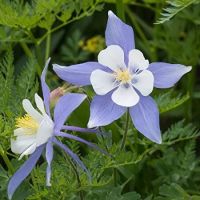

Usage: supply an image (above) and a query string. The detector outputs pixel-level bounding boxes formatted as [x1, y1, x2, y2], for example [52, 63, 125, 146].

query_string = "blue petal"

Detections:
[129, 96, 162, 144]
[53, 62, 106, 86]
[105, 11, 135, 65]
[55, 131, 109, 156]
[45, 139, 53, 186]
[148, 62, 192, 88]
[52, 138, 91, 180]
[62, 125, 106, 136]
[54, 93, 86, 131]
[41, 58, 51, 116]
[87, 93, 126, 128]
[7, 145, 45, 200]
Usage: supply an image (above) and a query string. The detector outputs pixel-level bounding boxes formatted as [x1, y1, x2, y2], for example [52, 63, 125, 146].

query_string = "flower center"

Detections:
[16, 114, 39, 135]
[115, 69, 132, 83]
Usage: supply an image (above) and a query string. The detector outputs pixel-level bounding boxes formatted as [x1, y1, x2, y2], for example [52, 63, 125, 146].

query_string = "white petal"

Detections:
[14, 125, 38, 136]
[90, 69, 118, 95]
[132, 70, 154, 96]
[35, 93, 46, 115]
[22, 99, 43, 122]
[36, 115, 54, 146]
[14, 128, 26, 136]
[128, 49, 149, 71]
[18, 143, 37, 160]
[111, 84, 139, 107]
[11, 134, 36, 155]
[98, 45, 126, 72]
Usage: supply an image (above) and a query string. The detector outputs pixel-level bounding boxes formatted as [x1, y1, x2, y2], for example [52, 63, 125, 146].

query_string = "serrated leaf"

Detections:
[156, 0, 199, 24]
[163, 120, 200, 144]
[155, 90, 189, 114]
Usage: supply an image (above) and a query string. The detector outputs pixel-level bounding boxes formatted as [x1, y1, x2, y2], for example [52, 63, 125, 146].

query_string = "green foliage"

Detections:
[0, 0, 103, 29]
[153, 11, 200, 65]
[0, 51, 38, 150]
[163, 121, 200, 144]
[84, 186, 141, 200]
[0, 166, 9, 199]
[0, 0, 104, 46]
[60, 30, 90, 64]
[156, 0, 200, 24]
[155, 90, 189, 114]
[155, 183, 200, 200]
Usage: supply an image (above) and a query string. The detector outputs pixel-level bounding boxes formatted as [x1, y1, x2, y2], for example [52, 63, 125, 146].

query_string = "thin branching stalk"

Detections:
[20, 42, 32, 58]
[0, 150, 14, 174]
[126, 7, 157, 60]
[45, 30, 51, 61]
[116, 0, 125, 21]
[113, 168, 117, 186]
[65, 154, 84, 200]
[120, 111, 130, 150]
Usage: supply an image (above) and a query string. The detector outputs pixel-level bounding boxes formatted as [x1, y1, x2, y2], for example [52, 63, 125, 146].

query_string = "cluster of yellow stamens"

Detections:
[16, 114, 39, 135]
[115, 69, 132, 83]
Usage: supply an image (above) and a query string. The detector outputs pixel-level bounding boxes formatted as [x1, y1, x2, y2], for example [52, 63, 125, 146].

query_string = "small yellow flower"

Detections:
[81, 35, 105, 53]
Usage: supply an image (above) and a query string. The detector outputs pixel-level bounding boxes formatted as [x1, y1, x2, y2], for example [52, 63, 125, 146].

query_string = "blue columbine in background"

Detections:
[53, 11, 191, 144]
[8, 59, 106, 200]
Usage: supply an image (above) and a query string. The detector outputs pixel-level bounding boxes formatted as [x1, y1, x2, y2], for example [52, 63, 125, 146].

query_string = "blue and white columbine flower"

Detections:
[8, 59, 106, 200]
[53, 11, 191, 144]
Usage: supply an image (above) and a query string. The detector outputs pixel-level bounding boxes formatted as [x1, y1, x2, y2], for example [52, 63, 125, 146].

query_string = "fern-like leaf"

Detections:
[155, 0, 200, 24]
[155, 90, 189, 114]
[163, 120, 200, 144]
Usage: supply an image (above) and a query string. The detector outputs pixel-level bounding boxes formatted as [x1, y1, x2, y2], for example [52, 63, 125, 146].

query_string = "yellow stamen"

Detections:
[115, 69, 132, 83]
[16, 114, 39, 135]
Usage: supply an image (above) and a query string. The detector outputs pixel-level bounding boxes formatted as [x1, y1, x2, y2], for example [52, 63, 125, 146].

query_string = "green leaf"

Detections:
[155, 183, 200, 200]
[156, 0, 200, 24]
[163, 120, 200, 144]
[155, 90, 189, 114]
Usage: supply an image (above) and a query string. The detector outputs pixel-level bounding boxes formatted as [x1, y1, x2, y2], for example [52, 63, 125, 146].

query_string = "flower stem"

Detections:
[20, 42, 32, 58]
[133, 129, 138, 153]
[45, 30, 51, 61]
[113, 168, 117, 186]
[186, 65, 196, 121]
[0, 148, 14, 174]
[120, 111, 130, 150]
[116, 0, 125, 21]
[65, 154, 84, 200]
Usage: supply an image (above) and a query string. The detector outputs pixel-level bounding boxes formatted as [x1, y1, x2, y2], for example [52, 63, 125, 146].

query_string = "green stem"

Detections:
[186, 65, 195, 121]
[126, 6, 156, 60]
[35, 45, 43, 75]
[45, 30, 51, 61]
[129, 1, 156, 11]
[20, 42, 42, 76]
[113, 168, 117, 186]
[65, 155, 84, 200]
[20, 42, 32, 57]
[126, 7, 147, 42]
[116, 0, 125, 21]
[0, 150, 15, 174]
[133, 129, 138, 153]
[120, 111, 130, 150]
[37, 12, 89, 45]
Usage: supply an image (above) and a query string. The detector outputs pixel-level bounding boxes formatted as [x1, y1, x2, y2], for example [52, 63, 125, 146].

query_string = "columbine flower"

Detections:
[8, 59, 106, 200]
[53, 11, 191, 144]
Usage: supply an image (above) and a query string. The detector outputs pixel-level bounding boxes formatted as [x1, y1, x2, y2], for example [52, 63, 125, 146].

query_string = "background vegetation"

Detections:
[0, 0, 200, 199]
